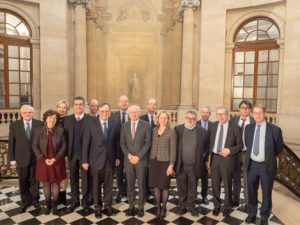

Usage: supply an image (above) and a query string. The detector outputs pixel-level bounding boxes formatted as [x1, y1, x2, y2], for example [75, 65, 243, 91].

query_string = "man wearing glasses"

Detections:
[209, 106, 243, 217]
[174, 111, 208, 217]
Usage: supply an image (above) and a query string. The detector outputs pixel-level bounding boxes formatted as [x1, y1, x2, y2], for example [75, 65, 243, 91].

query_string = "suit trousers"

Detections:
[211, 154, 233, 210]
[200, 164, 208, 199]
[247, 161, 273, 220]
[69, 156, 92, 205]
[125, 162, 147, 210]
[17, 166, 39, 205]
[232, 151, 248, 204]
[115, 163, 126, 195]
[176, 164, 198, 209]
[92, 162, 113, 209]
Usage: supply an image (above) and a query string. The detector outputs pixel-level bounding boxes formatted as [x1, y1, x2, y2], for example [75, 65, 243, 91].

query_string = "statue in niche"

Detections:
[128, 73, 139, 103]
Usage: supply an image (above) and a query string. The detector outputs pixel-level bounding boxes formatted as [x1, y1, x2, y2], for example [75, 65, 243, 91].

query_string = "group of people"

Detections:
[8, 95, 283, 225]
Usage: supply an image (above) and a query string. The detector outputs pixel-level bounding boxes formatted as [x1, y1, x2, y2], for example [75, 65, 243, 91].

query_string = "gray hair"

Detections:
[20, 104, 34, 113]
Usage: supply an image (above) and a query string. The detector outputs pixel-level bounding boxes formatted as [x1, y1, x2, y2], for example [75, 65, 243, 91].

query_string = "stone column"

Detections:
[69, 0, 89, 100]
[177, 0, 200, 122]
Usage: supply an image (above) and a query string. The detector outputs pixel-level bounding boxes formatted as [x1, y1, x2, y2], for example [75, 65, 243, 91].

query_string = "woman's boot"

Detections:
[52, 200, 58, 215]
[45, 198, 51, 215]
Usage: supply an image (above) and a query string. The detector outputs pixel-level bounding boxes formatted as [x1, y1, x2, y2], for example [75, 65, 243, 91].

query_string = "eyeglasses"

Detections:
[185, 117, 196, 121]
[240, 106, 250, 110]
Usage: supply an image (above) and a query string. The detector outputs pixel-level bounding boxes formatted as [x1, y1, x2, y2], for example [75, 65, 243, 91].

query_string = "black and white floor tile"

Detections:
[0, 186, 284, 225]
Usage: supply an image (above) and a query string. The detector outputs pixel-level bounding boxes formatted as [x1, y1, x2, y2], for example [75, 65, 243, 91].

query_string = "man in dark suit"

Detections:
[209, 106, 243, 217]
[63, 96, 93, 211]
[196, 106, 212, 205]
[120, 105, 151, 217]
[82, 103, 119, 218]
[231, 100, 255, 209]
[175, 111, 208, 217]
[244, 105, 283, 225]
[9, 105, 43, 212]
[110, 95, 129, 203]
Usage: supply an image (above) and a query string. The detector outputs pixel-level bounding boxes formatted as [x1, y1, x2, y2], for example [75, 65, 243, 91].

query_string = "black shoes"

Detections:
[223, 209, 231, 217]
[160, 207, 166, 218]
[116, 193, 122, 203]
[189, 207, 199, 217]
[44, 199, 51, 215]
[212, 208, 220, 216]
[104, 207, 113, 216]
[201, 197, 209, 205]
[20, 203, 30, 213]
[245, 215, 256, 224]
[68, 201, 80, 212]
[137, 209, 144, 217]
[52, 201, 58, 215]
[260, 218, 269, 225]
[126, 207, 135, 216]
[178, 207, 187, 215]
[156, 206, 161, 218]
[95, 209, 102, 218]
[232, 201, 239, 207]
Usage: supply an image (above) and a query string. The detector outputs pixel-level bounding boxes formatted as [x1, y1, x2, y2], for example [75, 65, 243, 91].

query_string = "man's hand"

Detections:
[115, 159, 121, 167]
[166, 165, 174, 176]
[130, 156, 140, 164]
[82, 163, 89, 171]
[219, 148, 230, 157]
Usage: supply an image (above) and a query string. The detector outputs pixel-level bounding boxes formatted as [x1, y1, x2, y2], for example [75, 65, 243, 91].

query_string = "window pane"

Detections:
[257, 75, 267, 86]
[6, 24, 18, 35]
[269, 49, 279, 61]
[0, 58, 3, 70]
[268, 25, 279, 39]
[244, 88, 253, 98]
[0, 44, 3, 56]
[8, 45, 19, 58]
[244, 76, 254, 86]
[16, 23, 30, 37]
[257, 88, 266, 98]
[258, 30, 269, 40]
[246, 31, 257, 41]
[0, 96, 4, 108]
[20, 47, 30, 59]
[245, 63, 254, 74]
[9, 83, 20, 95]
[6, 13, 21, 27]
[9, 71, 19, 83]
[258, 19, 272, 31]
[9, 58, 19, 70]
[0, 23, 4, 33]
[266, 100, 277, 112]
[235, 64, 243, 75]
[236, 29, 248, 42]
[20, 59, 30, 71]
[268, 75, 278, 86]
[0, 12, 4, 23]
[245, 51, 255, 63]
[21, 84, 31, 95]
[267, 88, 277, 99]
[232, 99, 241, 110]
[256, 99, 266, 106]
[269, 62, 279, 74]
[234, 88, 243, 98]
[0, 70, 5, 95]
[244, 20, 257, 33]
[258, 50, 268, 62]
[9, 96, 20, 108]
[20, 93, 30, 105]
[20, 72, 30, 83]
[258, 63, 268, 74]
[235, 52, 244, 63]
[234, 76, 243, 86]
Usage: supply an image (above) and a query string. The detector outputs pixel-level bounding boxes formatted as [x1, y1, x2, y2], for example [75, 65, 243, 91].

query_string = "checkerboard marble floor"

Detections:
[0, 186, 284, 225]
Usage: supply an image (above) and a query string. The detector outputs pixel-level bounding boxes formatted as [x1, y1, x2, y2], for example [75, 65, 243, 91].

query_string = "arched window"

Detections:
[232, 17, 280, 113]
[0, 11, 32, 109]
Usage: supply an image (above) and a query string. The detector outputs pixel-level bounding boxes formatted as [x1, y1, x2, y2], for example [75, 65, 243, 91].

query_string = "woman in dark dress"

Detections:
[32, 110, 67, 215]
[148, 110, 176, 219]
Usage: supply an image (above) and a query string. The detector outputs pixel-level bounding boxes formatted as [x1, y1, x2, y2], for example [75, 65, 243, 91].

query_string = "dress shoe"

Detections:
[20, 204, 29, 213]
[223, 209, 231, 217]
[190, 207, 199, 217]
[44, 198, 51, 215]
[156, 206, 161, 218]
[33, 202, 41, 210]
[232, 201, 239, 207]
[126, 207, 135, 216]
[212, 208, 220, 216]
[68, 201, 80, 212]
[116, 193, 122, 203]
[245, 215, 256, 224]
[160, 207, 166, 218]
[104, 206, 113, 216]
[94, 209, 102, 218]
[52, 201, 58, 215]
[201, 197, 209, 205]
[137, 209, 144, 217]
[178, 207, 187, 215]
[260, 218, 269, 225]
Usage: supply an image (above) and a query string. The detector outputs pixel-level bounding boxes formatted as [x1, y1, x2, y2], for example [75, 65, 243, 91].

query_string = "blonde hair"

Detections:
[56, 100, 69, 111]
[156, 110, 171, 127]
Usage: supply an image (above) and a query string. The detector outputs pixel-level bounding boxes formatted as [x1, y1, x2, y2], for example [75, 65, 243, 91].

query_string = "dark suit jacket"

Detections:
[8, 119, 43, 168]
[209, 120, 243, 171]
[174, 124, 208, 178]
[140, 113, 156, 129]
[197, 120, 212, 161]
[120, 120, 151, 167]
[244, 122, 283, 180]
[63, 113, 93, 159]
[82, 117, 119, 170]
[32, 126, 66, 161]
[230, 115, 255, 127]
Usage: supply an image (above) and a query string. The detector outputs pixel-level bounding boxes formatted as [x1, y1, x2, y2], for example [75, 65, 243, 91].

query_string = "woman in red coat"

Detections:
[32, 109, 66, 215]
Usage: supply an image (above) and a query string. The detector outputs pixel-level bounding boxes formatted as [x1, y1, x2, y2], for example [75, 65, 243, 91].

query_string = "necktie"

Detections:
[25, 122, 31, 140]
[103, 122, 108, 142]
[150, 115, 154, 128]
[122, 112, 126, 124]
[76, 116, 80, 121]
[241, 119, 246, 135]
[202, 121, 208, 131]
[131, 122, 136, 139]
[217, 124, 223, 153]
[253, 125, 261, 156]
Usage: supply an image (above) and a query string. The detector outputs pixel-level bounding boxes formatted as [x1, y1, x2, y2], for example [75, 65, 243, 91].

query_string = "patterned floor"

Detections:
[0, 185, 284, 225]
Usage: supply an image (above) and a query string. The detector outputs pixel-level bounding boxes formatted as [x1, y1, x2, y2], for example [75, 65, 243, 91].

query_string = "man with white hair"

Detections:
[9, 105, 44, 213]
